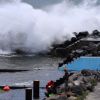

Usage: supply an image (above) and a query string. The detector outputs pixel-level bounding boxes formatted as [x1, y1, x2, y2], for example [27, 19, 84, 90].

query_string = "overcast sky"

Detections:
[22, 0, 61, 8]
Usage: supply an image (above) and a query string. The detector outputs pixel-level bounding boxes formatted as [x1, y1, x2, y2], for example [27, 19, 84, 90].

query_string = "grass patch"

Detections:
[90, 79, 97, 86]
[0, 88, 6, 93]
[76, 91, 89, 100]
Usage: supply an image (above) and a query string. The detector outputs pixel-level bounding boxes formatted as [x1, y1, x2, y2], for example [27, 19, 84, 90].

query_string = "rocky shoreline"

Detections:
[45, 69, 100, 100]
[50, 30, 100, 58]
[44, 30, 100, 100]
[85, 83, 100, 100]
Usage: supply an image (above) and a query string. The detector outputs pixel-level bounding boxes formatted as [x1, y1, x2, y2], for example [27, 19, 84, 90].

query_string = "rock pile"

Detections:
[50, 30, 100, 57]
[45, 69, 100, 100]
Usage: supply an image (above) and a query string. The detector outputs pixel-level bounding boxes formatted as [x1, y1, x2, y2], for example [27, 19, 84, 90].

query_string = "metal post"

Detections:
[33, 80, 40, 99]
[25, 88, 32, 100]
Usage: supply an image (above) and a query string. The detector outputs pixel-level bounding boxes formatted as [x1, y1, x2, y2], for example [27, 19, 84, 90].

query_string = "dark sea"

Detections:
[0, 55, 63, 100]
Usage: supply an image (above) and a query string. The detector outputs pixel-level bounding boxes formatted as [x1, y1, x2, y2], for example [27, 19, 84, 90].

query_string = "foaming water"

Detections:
[0, 0, 100, 54]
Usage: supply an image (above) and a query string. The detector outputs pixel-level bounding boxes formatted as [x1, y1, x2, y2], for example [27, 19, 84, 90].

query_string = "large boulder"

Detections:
[92, 30, 100, 36]
[14, 49, 26, 54]
[71, 85, 83, 95]
[54, 48, 68, 57]
[57, 95, 68, 100]
[76, 31, 89, 39]
[81, 70, 92, 76]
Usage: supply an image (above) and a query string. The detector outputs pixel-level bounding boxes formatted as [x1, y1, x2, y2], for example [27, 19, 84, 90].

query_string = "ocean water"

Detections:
[0, 55, 63, 85]
[0, 55, 64, 100]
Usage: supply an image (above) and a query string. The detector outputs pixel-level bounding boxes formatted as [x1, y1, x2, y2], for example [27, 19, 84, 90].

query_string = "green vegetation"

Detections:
[76, 79, 97, 100]
[90, 79, 97, 86]
[0, 88, 4, 93]
[76, 91, 89, 100]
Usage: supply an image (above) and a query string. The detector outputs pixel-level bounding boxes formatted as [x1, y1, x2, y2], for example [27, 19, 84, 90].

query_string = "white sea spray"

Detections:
[0, 0, 99, 53]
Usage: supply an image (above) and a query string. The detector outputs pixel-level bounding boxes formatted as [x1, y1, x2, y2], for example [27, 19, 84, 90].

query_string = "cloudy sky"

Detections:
[23, 0, 61, 8]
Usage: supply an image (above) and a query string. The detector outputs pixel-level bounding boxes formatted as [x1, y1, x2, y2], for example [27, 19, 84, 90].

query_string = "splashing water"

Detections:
[0, 0, 100, 54]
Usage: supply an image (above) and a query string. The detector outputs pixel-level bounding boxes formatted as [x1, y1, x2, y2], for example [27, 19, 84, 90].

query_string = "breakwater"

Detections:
[45, 69, 100, 100]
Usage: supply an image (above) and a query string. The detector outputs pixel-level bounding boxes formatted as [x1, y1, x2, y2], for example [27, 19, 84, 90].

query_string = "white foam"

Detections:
[0, 0, 99, 54]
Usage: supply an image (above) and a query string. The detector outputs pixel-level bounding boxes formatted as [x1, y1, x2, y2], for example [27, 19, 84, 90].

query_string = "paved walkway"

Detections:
[86, 83, 100, 100]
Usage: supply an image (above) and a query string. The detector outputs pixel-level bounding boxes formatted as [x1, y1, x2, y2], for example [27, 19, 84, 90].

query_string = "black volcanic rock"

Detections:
[76, 31, 89, 39]
[71, 37, 77, 42]
[14, 49, 26, 54]
[54, 48, 68, 57]
[92, 30, 100, 36]
[50, 30, 100, 58]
